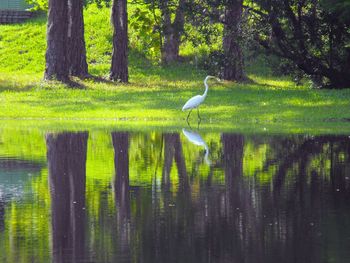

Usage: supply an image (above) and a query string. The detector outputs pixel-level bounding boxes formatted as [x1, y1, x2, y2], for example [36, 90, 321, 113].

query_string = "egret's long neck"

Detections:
[203, 78, 209, 97]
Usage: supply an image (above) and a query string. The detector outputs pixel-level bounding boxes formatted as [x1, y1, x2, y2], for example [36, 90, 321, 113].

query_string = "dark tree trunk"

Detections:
[44, 0, 69, 81]
[160, 0, 186, 64]
[46, 132, 88, 263]
[222, 0, 246, 81]
[68, 0, 88, 78]
[112, 132, 131, 260]
[110, 0, 128, 82]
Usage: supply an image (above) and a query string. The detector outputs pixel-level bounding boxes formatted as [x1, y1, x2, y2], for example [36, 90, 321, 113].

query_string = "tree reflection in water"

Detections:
[112, 132, 131, 262]
[0, 200, 4, 232]
[46, 132, 88, 263]
[133, 134, 350, 263]
[36, 132, 350, 262]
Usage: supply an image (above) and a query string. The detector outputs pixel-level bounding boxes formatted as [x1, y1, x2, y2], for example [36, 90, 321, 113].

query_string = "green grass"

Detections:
[0, 5, 350, 134]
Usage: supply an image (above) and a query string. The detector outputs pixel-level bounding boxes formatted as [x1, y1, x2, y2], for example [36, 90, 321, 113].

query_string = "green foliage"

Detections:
[25, 0, 111, 10]
[181, 1, 223, 57]
[85, 0, 111, 8]
[251, 0, 350, 88]
[26, 0, 48, 10]
[129, 5, 161, 60]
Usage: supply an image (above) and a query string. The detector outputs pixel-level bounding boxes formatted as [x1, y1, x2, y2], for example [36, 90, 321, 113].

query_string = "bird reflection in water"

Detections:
[182, 128, 211, 166]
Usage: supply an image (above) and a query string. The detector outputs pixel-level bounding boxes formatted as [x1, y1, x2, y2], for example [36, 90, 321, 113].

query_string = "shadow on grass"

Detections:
[0, 80, 35, 93]
[85, 75, 116, 85]
[65, 79, 87, 89]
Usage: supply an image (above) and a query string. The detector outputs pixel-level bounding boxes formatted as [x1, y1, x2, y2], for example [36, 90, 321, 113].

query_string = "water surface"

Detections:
[0, 128, 349, 262]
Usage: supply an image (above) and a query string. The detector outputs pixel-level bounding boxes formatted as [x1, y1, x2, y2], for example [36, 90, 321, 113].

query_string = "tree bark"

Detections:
[68, 0, 89, 78]
[44, 0, 69, 81]
[110, 0, 128, 82]
[160, 0, 186, 64]
[222, 0, 246, 81]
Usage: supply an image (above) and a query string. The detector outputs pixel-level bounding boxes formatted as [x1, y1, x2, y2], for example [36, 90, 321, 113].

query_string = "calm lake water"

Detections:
[0, 128, 350, 262]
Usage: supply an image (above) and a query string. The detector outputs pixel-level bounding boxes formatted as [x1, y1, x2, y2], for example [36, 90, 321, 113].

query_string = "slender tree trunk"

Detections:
[110, 0, 128, 82]
[222, 0, 246, 81]
[160, 0, 186, 64]
[68, 0, 88, 78]
[44, 0, 69, 81]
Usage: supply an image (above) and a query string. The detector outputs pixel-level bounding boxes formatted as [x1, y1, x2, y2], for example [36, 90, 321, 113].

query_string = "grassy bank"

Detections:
[0, 6, 350, 134]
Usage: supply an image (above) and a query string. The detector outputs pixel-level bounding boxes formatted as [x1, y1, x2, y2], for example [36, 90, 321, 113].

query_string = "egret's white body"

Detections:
[182, 94, 205, 111]
[182, 76, 220, 121]
[182, 128, 210, 165]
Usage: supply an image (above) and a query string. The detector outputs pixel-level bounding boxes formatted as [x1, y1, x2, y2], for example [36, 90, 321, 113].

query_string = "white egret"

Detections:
[182, 128, 211, 165]
[182, 75, 220, 122]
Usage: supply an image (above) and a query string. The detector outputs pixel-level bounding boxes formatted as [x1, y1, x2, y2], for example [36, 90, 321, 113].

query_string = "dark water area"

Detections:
[0, 129, 350, 262]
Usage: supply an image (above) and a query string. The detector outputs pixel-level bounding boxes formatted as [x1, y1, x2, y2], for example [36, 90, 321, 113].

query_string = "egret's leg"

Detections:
[186, 109, 193, 122]
[197, 107, 201, 120]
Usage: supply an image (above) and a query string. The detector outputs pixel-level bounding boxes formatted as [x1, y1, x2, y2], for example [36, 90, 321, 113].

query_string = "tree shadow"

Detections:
[43, 78, 87, 89]
[64, 79, 87, 89]
[0, 82, 35, 93]
[85, 75, 116, 85]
